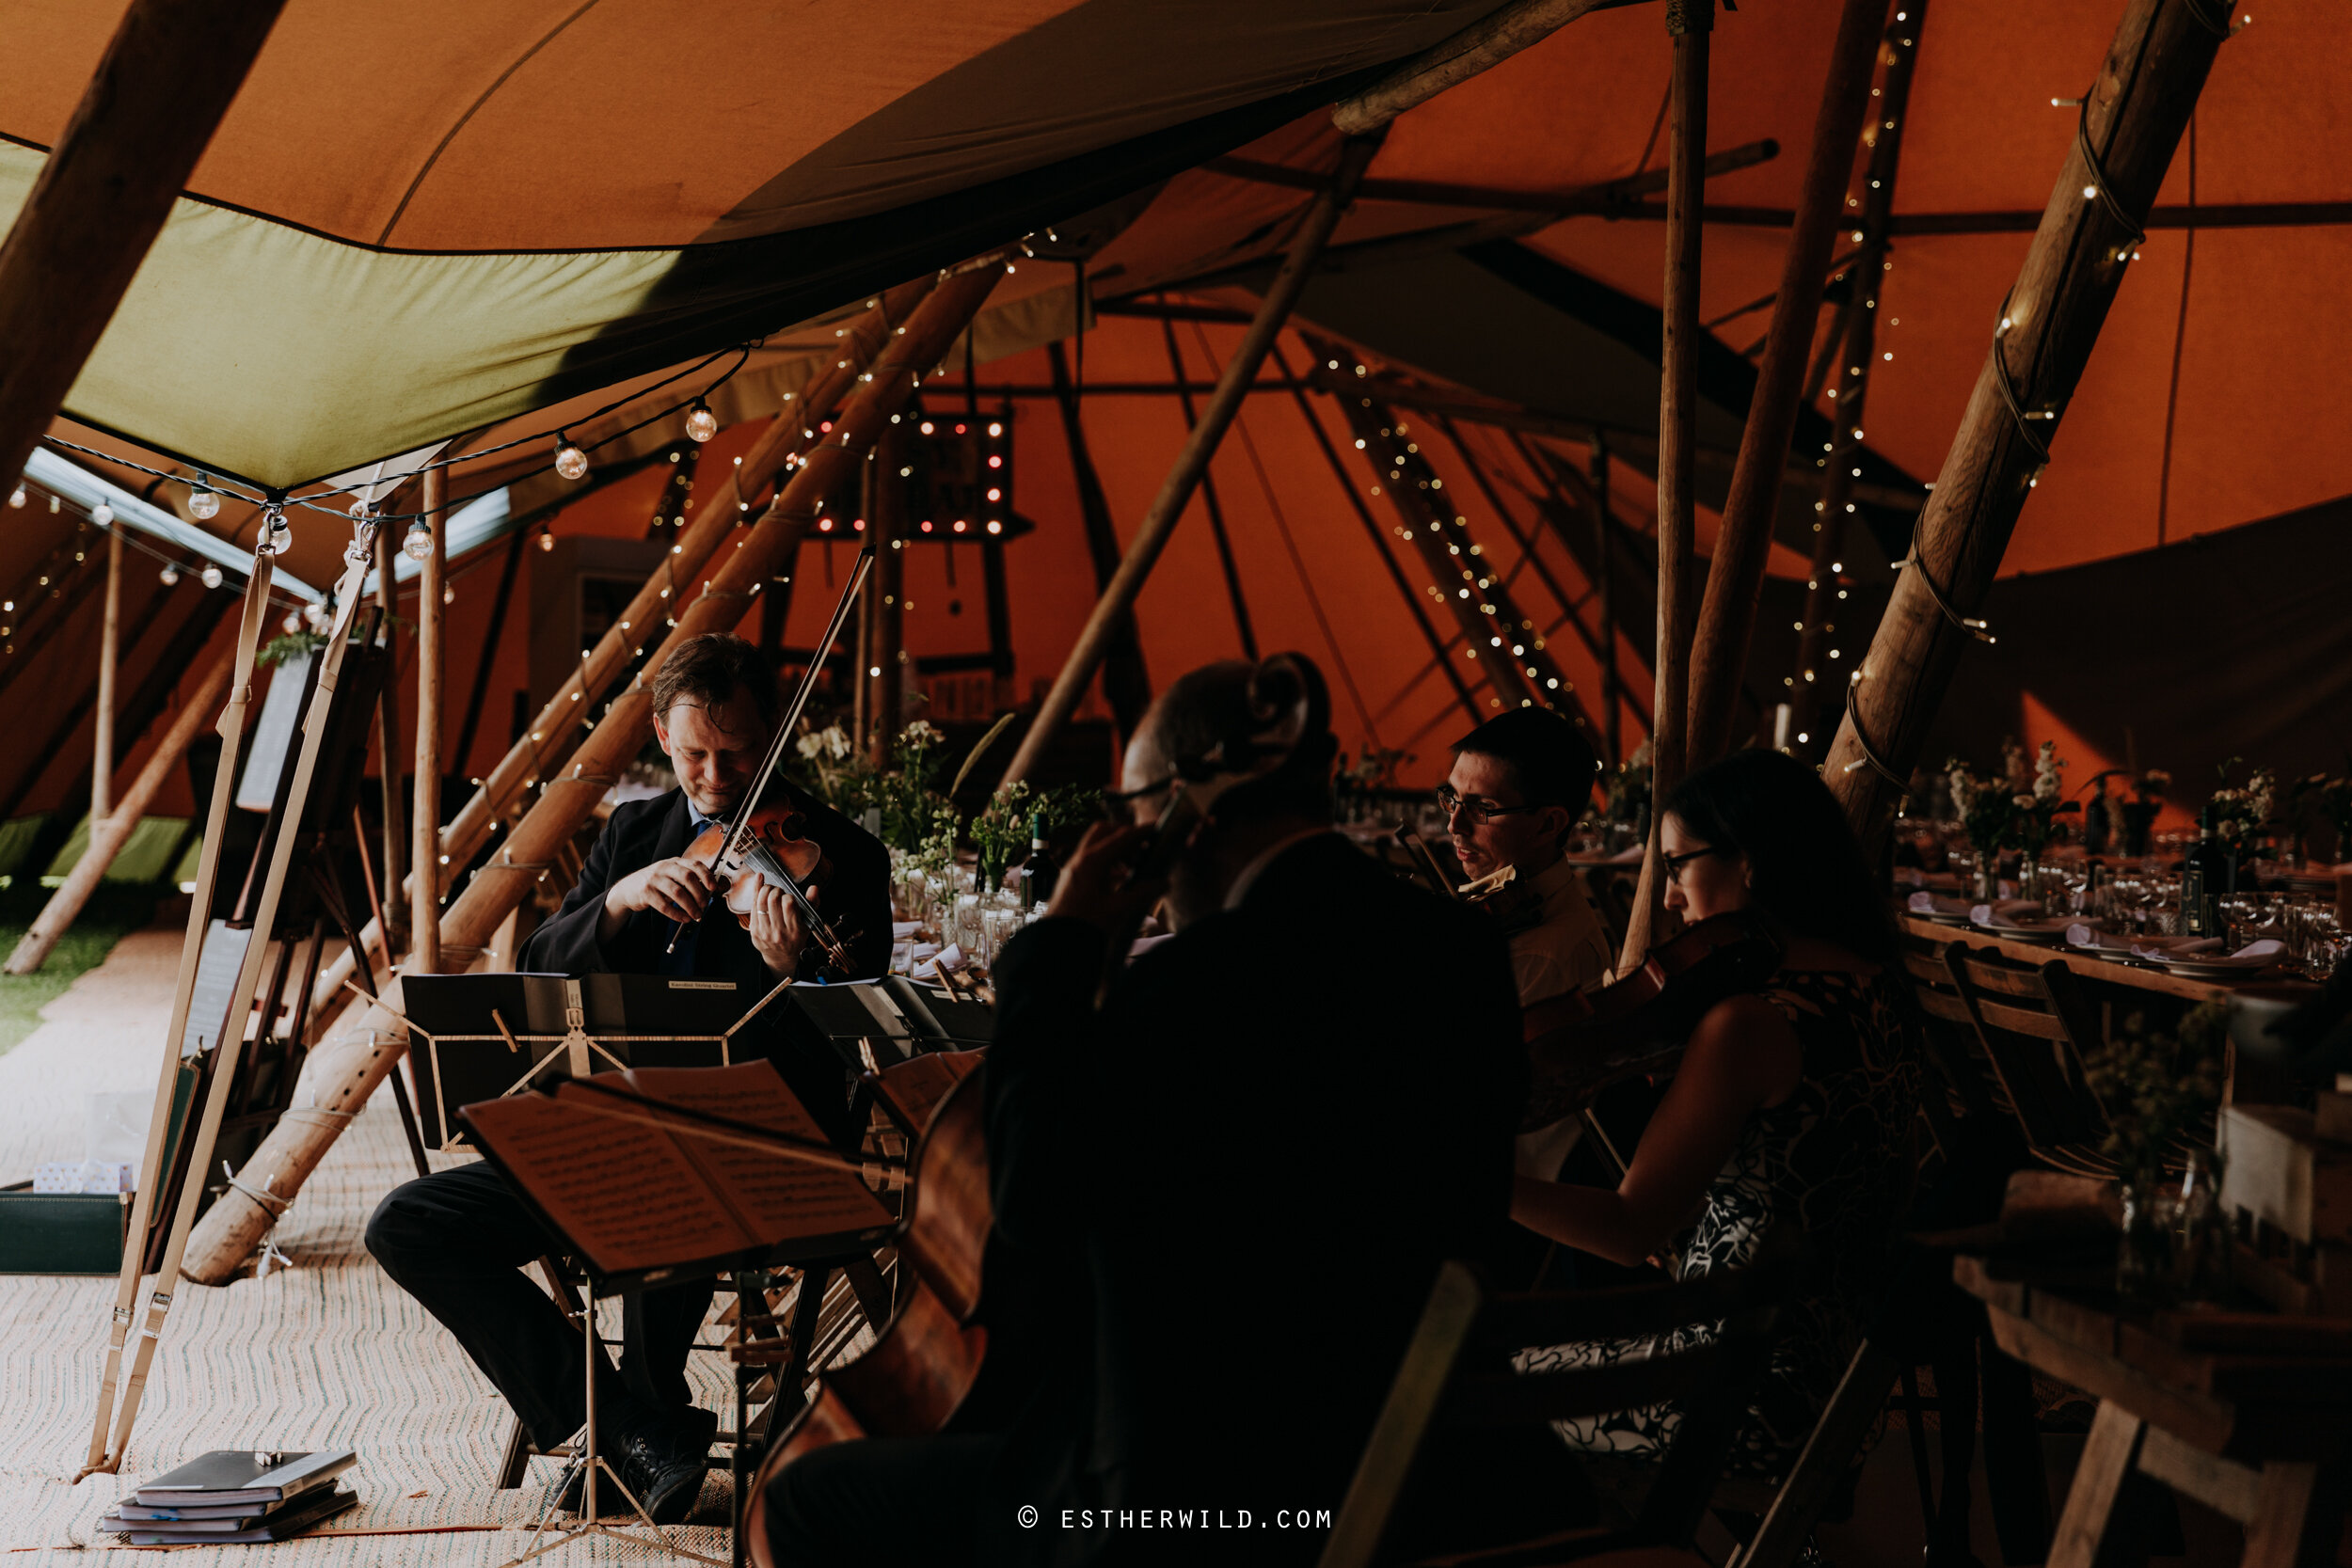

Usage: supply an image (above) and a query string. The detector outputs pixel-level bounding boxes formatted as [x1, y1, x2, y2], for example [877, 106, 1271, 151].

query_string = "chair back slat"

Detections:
[1973, 996, 2069, 1040]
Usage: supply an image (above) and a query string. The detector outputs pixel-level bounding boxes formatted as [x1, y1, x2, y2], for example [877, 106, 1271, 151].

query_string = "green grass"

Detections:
[0, 880, 167, 1057]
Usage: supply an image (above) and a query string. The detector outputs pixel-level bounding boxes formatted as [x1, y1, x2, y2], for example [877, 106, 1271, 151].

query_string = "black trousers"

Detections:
[364, 1160, 711, 1452]
[759, 1433, 1007, 1567]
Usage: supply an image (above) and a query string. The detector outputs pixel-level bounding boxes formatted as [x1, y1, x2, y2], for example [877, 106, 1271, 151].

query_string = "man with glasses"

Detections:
[1442, 709, 1613, 1006]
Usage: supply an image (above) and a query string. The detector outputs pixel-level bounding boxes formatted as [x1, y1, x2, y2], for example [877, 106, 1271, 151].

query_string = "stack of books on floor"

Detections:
[101, 1449, 359, 1544]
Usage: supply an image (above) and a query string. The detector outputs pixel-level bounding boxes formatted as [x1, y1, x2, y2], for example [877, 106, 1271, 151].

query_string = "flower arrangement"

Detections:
[2205, 757, 2276, 854]
[2016, 740, 2074, 854]
[2085, 1001, 2225, 1191]
[1947, 741, 2075, 859]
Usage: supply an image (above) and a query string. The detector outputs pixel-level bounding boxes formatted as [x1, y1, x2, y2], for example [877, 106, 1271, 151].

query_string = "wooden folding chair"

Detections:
[1319, 1240, 1798, 1568]
[1943, 945, 2118, 1178]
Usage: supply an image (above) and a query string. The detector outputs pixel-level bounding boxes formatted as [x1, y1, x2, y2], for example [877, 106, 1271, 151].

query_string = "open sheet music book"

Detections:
[460, 1061, 894, 1284]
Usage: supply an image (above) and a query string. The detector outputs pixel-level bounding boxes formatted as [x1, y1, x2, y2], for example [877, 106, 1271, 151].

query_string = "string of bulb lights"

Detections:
[14, 340, 758, 580]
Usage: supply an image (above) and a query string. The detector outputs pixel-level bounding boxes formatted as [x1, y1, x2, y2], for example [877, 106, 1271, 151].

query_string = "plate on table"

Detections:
[1983, 919, 2073, 945]
[2152, 956, 2280, 981]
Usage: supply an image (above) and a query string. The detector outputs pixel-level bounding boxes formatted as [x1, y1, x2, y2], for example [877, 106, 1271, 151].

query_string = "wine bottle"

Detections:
[1021, 814, 1057, 910]
[2182, 805, 2223, 939]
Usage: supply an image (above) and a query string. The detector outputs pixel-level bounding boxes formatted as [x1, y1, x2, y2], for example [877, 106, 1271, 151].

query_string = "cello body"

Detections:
[743, 1066, 993, 1567]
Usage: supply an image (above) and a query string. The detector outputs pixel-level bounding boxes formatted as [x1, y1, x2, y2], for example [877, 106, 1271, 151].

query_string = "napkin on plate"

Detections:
[1907, 891, 1973, 918]
[1970, 899, 2055, 929]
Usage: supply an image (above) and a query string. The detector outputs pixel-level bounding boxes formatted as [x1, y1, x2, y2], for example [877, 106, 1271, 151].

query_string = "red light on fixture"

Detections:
[954, 423, 967, 436]
[987, 455, 1002, 469]
[986, 520, 1003, 535]
[952, 520, 967, 533]
[920, 520, 934, 532]
[853, 518, 866, 531]
[818, 517, 834, 531]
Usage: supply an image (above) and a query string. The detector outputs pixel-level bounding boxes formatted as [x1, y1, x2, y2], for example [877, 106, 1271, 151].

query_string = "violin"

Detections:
[1392, 825, 1546, 937]
[662, 546, 873, 979]
[745, 1062, 996, 1568]
[679, 798, 858, 979]
[1518, 910, 1783, 1132]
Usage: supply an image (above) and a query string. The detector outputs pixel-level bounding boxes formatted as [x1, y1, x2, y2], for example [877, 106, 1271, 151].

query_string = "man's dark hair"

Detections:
[650, 634, 777, 730]
[1139, 657, 1337, 826]
[1451, 707, 1600, 810]
[1662, 748, 1894, 963]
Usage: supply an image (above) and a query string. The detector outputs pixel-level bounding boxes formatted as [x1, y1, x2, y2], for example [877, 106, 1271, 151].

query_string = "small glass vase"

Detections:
[2117, 1151, 2232, 1308]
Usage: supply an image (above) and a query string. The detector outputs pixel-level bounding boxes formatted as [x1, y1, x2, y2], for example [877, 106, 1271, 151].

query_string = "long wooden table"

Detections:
[1900, 913, 2320, 1006]
[1954, 1254, 2348, 1568]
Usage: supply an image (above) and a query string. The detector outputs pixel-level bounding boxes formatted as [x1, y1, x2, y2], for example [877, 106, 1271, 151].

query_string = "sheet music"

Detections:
[618, 1064, 892, 1239]
[460, 1095, 753, 1276]
[181, 922, 253, 1060]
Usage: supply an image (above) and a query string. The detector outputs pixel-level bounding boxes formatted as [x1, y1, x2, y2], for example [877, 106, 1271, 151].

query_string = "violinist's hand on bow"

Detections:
[1045, 821, 1165, 936]
[748, 879, 809, 982]
[600, 854, 720, 942]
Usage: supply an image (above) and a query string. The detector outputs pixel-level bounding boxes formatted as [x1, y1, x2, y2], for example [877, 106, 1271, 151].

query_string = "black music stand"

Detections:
[396, 974, 795, 1149]
[786, 976, 994, 1074]
[460, 1063, 898, 1568]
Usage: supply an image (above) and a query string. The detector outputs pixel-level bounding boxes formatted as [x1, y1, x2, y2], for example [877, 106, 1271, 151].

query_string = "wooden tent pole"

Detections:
[1617, 0, 1711, 975]
[0, 0, 289, 510]
[410, 467, 445, 974]
[92, 528, 122, 818]
[1045, 340, 1153, 736]
[1156, 314, 1259, 659]
[1591, 436, 1620, 767]
[1682, 0, 1890, 768]
[373, 526, 408, 959]
[1825, 0, 2231, 845]
[1332, 0, 1617, 135]
[6, 641, 235, 974]
[300, 280, 934, 1021]
[999, 139, 1380, 788]
[1790, 7, 1928, 759]
[186, 260, 1007, 1284]
[1270, 340, 1483, 728]
[0, 573, 177, 826]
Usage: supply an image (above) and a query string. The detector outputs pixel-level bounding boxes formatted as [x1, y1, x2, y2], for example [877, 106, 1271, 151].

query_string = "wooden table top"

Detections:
[1952, 1253, 2352, 1461]
[1900, 914, 2321, 1005]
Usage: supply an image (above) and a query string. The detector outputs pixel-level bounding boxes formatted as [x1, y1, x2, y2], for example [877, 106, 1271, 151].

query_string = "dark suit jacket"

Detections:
[520, 781, 893, 1144]
[981, 831, 1524, 1563]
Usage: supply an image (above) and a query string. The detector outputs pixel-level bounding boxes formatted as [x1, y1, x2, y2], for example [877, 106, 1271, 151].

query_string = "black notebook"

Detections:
[104, 1483, 358, 1544]
[132, 1448, 356, 1508]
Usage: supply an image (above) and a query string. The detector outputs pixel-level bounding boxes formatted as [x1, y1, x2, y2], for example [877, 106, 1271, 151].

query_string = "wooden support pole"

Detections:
[301, 280, 936, 1019]
[92, 528, 122, 819]
[1000, 139, 1380, 787]
[1791, 6, 1928, 759]
[409, 466, 445, 975]
[1683, 0, 1891, 768]
[1271, 339, 1483, 729]
[1157, 314, 1258, 659]
[1045, 340, 1153, 736]
[1591, 436, 1621, 767]
[6, 641, 235, 974]
[1618, 0, 1711, 974]
[1825, 0, 2229, 847]
[186, 259, 1007, 1284]
[0, 0, 289, 513]
[1333, 0, 1623, 135]
[373, 525, 408, 959]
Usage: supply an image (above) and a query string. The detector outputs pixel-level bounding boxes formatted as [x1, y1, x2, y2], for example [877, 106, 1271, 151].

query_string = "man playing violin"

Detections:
[1443, 708, 1613, 1007]
[759, 655, 1530, 1566]
[367, 634, 892, 1525]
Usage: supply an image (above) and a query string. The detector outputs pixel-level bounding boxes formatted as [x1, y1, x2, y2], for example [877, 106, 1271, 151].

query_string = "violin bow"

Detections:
[664, 548, 874, 960]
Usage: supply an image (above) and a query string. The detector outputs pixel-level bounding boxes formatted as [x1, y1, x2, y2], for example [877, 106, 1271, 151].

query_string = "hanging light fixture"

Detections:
[159, 563, 181, 587]
[403, 517, 434, 562]
[265, 508, 292, 554]
[188, 475, 220, 520]
[554, 435, 589, 481]
[685, 400, 719, 443]
[199, 563, 224, 590]
[92, 502, 114, 527]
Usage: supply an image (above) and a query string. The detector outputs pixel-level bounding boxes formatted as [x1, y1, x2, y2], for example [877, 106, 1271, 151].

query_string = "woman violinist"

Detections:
[1511, 749, 1921, 1477]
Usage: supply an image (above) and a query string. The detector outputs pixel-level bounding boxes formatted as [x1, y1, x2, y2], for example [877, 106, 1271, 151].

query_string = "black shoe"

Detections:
[609, 1422, 708, 1526]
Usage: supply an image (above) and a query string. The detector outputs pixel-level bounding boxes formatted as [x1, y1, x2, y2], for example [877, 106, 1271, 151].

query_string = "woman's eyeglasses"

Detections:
[1435, 784, 1545, 825]
[1662, 846, 1727, 884]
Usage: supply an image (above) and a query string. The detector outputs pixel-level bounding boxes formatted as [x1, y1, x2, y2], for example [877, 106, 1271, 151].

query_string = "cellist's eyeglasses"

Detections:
[1662, 846, 1728, 884]
[1436, 784, 1543, 825]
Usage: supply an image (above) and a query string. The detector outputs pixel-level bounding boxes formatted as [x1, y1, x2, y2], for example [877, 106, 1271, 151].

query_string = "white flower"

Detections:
[900, 719, 944, 747]
[2032, 740, 2064, 802]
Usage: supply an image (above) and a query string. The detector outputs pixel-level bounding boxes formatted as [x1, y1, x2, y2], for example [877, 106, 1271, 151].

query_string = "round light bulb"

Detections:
[92, 502, 114, 526]
[7, 486, 24, 509]
[403, 518, 434, 562]
[189, 486, 220, 520]
[199, 563, 224, 590]
[539, 531, 555, 553]
[159, 563, 180, 587]
[685, 402, 719, 443]
[283, 612, 302, 634]
[266, 512, 292, 554]
[555, 439, 588, 481]
[442, 584, 455, 606]
[303, 602, 326, 631]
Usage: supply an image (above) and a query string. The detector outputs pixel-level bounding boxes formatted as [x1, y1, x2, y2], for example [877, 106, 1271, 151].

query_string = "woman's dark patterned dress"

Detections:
[1513, 968, 1922, 1480]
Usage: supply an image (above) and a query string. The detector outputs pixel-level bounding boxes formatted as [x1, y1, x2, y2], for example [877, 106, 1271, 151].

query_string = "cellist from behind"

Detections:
[759, 656, 1525, 1566]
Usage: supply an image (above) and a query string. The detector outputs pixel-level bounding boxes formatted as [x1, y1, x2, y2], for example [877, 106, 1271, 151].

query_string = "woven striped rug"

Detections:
[1, 930, 739, 1563]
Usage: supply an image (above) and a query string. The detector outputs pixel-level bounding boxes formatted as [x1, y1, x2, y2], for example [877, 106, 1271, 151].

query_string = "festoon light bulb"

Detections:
[685, 401, 719, 443]
[265, 509, 292, 554]
[188, 480, 220, 520]
[538, 530, 555, 552]
[554, 436, 589, 481]
[92, 502, 114, 527]
[159, 563, 181, 587]
[199, 563, 224, 590]
[7, 485, 24, 510]
[282, 612, 303, 635]
[403, 517, 434, 562]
